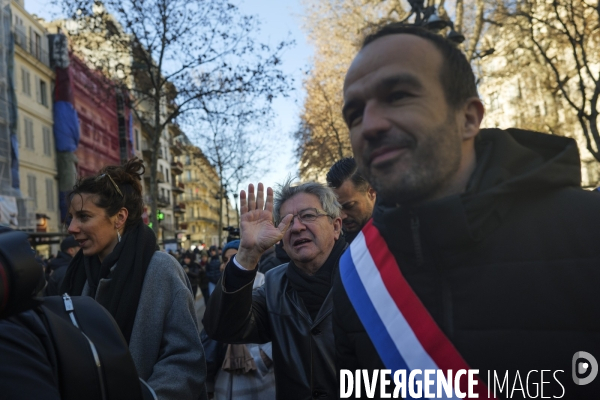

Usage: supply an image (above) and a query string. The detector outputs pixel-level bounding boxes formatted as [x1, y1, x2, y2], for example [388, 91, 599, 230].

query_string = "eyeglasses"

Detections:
[96, 174, 124, 198]
[283, 208, 331, 226]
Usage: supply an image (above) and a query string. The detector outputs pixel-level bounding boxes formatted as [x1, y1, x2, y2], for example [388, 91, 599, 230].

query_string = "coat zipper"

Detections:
[408, 214, 454, 338]
[410, 212, 425, 266]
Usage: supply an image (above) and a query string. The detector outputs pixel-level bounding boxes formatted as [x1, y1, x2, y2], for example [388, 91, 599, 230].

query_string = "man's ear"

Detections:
[333, 217, 343, 240]
[114, 207, 129, 230]
[367, 187, 376, 202]
[461, 97, 485, 141]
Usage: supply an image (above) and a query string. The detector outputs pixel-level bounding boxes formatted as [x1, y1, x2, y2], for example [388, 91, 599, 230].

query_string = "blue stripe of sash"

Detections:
[340, 249, 410, 374]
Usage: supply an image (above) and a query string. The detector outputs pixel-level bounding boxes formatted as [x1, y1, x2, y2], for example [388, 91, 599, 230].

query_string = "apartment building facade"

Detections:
[11, 0, 58, 235]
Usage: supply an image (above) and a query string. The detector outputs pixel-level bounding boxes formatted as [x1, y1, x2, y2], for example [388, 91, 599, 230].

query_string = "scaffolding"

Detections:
[0, 0, 11, 195]
[0, 0, 35, 229]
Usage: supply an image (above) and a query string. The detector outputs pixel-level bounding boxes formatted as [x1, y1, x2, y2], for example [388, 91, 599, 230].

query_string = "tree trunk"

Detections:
[217, 175, 223, 247]
[465, 0, 484, 61]
[455, 0, 464, 34]
[149, 92, 161, 237]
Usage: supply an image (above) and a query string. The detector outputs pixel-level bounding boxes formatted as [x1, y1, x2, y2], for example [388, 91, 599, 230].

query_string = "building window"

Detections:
[21, 68, 31, 96]
[24, 118, 34, 150]
[38, 79, 48, 106]
[46, 179, 55, 210]
[34, 32, 42, 60]
[166, 169, 169, 183]
[43, 126, 52, 156]
[27, 175, 37, 209]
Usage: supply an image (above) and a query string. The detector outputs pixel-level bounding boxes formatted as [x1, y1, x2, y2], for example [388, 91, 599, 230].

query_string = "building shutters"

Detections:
[24, 118, 34, 150]
[43, 126, 52, 156]
[27, 175, 37, 209]
[46, 178, 54, 211]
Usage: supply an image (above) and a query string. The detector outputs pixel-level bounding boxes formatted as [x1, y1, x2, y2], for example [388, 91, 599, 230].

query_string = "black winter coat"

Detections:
[44, 252, 72, 296]
[206, 256, 222, 284]
[333, 128, 600, 399]
[0, 310, 61, 399]
[182, 261, 200, 287]
[204, 264, 337, 400]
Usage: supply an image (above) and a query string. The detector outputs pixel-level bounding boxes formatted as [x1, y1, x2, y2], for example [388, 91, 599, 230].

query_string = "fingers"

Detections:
[265, 187, 274, 213]
[277, 213, 293, 234]
[256, 183, 265, 210]
[242, 183, 273, 213]
[247, 183, 256, 211]
[240, 189, 248, 215]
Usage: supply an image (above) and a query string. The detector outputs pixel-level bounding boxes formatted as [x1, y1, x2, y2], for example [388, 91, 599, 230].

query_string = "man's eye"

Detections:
[346, 111, 363, 128]
[301, 213, 318, 220]
[389, 91, 408, 102]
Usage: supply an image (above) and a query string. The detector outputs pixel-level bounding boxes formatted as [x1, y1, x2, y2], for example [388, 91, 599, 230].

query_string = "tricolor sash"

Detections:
[339, 220, 492, 399]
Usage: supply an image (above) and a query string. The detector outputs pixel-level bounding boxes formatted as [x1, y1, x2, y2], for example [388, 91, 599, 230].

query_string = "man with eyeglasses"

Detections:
[203, 180, 345, 400]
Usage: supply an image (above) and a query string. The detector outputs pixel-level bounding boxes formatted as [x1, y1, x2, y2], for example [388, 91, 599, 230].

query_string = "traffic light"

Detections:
[157, 210, 164, 223]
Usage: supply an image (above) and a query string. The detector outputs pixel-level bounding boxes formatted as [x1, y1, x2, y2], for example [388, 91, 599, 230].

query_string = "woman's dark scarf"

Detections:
[286, 237, 347, 320]
[60, 221, 157, 344]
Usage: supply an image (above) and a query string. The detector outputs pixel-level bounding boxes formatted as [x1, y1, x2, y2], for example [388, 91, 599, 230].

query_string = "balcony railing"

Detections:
[171, 161, 184, 175]
[172, 182, 184, 194]
[13, 27, 50, 67]
[14, 27, 27, 50]
[157, 195, 170, 207]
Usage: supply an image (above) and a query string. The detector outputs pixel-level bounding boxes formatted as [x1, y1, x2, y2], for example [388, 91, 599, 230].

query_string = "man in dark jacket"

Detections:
[258, 241, 290, 274]
[326, 157, 376, 244]
[206, 245, 222, 295]
[181, 251, 200, 299]
[203, 181, 344, 400]
[44, 236, 80, 296]
[334, 24, 600, 398]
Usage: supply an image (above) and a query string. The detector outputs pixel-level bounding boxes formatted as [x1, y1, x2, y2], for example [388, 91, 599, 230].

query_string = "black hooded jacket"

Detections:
[333, 128, 600, 399]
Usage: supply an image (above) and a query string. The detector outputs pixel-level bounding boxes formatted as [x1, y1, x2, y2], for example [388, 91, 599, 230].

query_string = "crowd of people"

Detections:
[2, 21, 600, 400]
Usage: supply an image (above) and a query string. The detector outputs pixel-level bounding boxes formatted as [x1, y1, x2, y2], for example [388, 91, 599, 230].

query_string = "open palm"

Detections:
[236, 183, 292, 269]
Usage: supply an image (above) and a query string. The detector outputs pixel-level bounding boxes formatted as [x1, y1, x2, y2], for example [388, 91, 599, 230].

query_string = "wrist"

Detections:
[235, 248, 261, 270]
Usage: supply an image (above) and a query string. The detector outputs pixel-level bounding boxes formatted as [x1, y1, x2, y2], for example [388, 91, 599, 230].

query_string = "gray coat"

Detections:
[83, 251, 208, 400]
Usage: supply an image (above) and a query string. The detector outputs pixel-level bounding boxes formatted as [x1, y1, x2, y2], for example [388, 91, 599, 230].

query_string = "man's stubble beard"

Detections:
[360, 118, 463, 206]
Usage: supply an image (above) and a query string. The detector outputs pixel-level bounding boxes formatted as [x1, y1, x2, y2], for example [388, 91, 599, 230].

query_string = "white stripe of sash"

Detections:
[350, 232, 460, 399]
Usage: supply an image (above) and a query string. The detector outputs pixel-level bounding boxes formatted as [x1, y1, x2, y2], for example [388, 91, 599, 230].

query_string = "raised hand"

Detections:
[235, 183, 293, 270]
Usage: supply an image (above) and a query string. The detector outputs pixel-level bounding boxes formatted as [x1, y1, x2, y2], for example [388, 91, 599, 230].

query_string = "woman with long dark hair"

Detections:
[60, 158, 207, 400]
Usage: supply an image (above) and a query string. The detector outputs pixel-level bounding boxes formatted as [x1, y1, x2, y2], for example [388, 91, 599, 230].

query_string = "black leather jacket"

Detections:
[203, 264, 336, 400]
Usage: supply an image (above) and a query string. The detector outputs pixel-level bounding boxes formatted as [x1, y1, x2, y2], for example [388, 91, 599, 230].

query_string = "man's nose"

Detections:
[361, 101, 391, 139]
[340, 210, 348, 220]
[289, 216, 307, 232]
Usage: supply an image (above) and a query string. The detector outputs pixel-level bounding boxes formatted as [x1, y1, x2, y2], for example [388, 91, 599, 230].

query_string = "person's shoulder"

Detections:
[147, 251, 187, 280]
[264, 262, 288, 282]
[541, 186, 600, 213]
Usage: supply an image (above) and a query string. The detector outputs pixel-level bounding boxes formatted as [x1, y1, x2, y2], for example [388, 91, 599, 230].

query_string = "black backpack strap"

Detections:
[41, 297, 105, 400]
[42, 295, 146, 400]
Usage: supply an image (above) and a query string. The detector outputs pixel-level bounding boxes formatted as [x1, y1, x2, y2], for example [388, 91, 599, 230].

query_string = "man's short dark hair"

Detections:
[362, 24, 478, 109]
[60, 236, 79, 253]
[326, 157, 370, 192]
